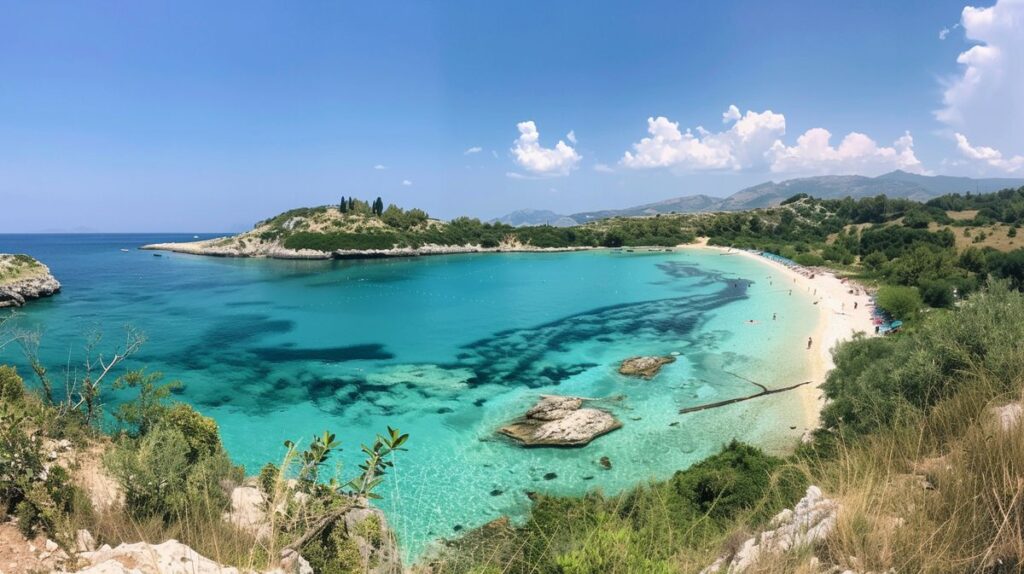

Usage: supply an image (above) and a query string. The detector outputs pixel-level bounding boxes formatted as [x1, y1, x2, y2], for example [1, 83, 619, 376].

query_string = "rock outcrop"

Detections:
[989, 401, 1022, 432]
[71, 539, 314, 574]
[499, 395, 621, 447]
[618, 355, 676, 379]
[700, 485, 839, 573]
[0, 254, 60, 308]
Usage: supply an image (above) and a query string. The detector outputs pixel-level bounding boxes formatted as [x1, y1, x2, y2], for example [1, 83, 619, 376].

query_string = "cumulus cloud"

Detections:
[464, 146, 482, 155]
[620, 105, 924, 176]
[939, 27, 951, 40]
[955, 133, 1024, 172]
[401, 179, 413, 186]
[566, 130, 577, 144]
[511, 120, 581, 176]
[373, 164, 387, 170]
[768, 129, 925, 175]
[620, 106, 785, 170]
[937, 0, 1023, 161]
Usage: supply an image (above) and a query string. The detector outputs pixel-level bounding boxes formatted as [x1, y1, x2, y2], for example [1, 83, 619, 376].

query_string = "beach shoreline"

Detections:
[681, 238, 877, 430]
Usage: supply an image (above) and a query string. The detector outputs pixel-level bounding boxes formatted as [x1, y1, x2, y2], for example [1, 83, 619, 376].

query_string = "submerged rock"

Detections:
[499, 395, 621, 447]
[618, 355, 676, 379]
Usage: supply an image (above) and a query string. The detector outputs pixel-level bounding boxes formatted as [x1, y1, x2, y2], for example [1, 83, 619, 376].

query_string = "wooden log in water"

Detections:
[679, 380, 812, 414]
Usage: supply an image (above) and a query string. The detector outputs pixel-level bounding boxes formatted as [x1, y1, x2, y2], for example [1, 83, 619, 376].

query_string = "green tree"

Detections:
[876, 285, 922, 321]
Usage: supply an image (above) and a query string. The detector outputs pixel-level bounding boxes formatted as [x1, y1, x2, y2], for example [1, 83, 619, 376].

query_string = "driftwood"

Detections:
[679, 370, 813, 414]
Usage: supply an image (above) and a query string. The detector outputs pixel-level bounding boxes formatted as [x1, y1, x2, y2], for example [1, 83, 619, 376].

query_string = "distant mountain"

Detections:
[715, 174, 932, 211]
[490, 209, 577, 227]
[491, 171, 1024, 226]
[570, 194, 721, 222]
[874, 170, 1024, 196]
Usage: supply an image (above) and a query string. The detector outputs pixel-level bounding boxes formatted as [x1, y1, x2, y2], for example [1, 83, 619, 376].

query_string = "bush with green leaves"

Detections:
[876, 285, 922, 321]
[106, 420, 240, 523]
[819, 284, 1024, 437]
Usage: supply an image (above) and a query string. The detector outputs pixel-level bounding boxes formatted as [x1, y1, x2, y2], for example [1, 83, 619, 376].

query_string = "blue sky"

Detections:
[2, 0, 1021, 232]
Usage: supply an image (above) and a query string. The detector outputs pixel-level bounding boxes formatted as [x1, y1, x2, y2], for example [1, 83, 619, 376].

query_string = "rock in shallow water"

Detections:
[618, 355, 676, 379]
[499, 395, 621, 447]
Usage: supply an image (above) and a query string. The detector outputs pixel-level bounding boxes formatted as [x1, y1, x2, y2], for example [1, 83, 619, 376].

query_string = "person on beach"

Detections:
[854, 301, 858, 310]
[807, 337, 813, 349]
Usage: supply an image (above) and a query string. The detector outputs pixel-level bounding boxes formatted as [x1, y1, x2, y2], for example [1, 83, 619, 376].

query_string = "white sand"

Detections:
[684, 239, 877, 429]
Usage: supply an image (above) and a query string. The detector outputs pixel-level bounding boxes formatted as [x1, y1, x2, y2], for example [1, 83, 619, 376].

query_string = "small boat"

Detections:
[120, 249, 129, 252]
[153, 253, 162, 257]
[193, 235, 199, 239]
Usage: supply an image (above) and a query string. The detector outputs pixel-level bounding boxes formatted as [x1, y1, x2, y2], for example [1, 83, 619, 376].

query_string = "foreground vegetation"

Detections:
[0, 322, 406, 572]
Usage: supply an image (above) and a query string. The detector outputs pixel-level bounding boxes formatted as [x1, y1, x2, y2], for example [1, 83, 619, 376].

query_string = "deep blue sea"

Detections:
[0, 234, 818, 559]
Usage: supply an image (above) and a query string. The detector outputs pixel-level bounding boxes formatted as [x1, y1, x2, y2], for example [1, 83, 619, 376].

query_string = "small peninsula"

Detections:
[0, 254, 61, 308]
[142, 197, 697, 259]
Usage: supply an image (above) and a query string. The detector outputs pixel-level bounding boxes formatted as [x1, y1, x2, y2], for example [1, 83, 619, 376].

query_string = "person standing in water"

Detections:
[773, 312, 777, 320]
[807, 337, 813, 349]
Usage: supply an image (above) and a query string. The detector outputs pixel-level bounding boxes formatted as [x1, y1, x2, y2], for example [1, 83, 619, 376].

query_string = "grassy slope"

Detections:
[0, 254, 44, 284]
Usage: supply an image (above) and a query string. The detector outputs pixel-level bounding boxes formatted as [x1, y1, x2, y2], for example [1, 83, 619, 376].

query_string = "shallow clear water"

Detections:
[0, 234, 818, 559]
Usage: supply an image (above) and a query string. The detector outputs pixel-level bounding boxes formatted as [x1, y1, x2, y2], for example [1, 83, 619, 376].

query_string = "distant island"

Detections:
[0, 253, 61, 308]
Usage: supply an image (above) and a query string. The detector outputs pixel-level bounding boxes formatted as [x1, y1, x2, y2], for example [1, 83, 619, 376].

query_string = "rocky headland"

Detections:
[0, 254, 61, 308]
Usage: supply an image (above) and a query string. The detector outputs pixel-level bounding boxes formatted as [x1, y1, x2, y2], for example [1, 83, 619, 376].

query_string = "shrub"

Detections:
[794, 253, 825, 266]
[876, 285, 922, 321]
[106, 421, 240, 523]
[162, 403, 222, 463]
[0, 365, 24, 404]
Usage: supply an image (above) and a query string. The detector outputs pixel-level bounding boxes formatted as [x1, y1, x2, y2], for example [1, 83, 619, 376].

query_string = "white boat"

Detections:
[120, 249, 129, 252]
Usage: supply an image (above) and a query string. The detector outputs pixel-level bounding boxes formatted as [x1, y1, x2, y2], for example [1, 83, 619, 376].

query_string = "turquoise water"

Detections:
[0, 234, 818, 559]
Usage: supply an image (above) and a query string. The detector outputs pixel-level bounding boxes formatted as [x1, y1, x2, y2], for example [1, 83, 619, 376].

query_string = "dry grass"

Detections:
[754, 376, 1024, 573]
[929, 222, 1022, 252]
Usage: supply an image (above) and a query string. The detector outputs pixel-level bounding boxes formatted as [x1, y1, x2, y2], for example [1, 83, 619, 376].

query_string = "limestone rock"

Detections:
[340, 504, 403, 574]
[700, 485, 839, 573]
[499, 395, 621, 447]
[223, 484, 271, 540]
[618, 355, 675, 379]
[76, 529, 97, 553]
[0, 255, 61, 308]
[989, 402, 1022, 432]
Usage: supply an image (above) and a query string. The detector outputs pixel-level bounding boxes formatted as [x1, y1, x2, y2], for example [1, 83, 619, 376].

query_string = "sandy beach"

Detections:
[685, 238, 878, 429]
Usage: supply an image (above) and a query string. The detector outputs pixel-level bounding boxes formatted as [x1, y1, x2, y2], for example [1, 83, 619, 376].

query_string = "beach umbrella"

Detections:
[890, 320, 904, 328]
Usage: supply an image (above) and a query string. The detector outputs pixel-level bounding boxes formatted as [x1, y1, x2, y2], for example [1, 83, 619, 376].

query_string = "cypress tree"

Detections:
[339, 196, 347, 213]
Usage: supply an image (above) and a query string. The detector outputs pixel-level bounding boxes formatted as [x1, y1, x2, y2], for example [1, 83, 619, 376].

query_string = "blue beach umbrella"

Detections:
[890, 320, 904, 329]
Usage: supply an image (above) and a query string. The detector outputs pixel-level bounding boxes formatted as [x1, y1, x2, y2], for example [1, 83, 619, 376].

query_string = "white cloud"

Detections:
[511, 120, 581, 176]
[939, 27, 951, 40]
[373, 164, 387, 170]
[593, 163, 615, 173]
[621, 105, 925, 176]
[401, 179, 413, 186]
[566, 130, 577, 145]
[768, 129, 925, 175]
[464, 146, 482, 155]
[620, 107, 785, 170]
[955, 133, 1024, 172]
[937, 0, 1024, 160]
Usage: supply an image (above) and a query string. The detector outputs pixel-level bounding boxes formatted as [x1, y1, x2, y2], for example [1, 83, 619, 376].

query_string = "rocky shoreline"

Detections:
[0, 254, 61, 308]
[141, 238, 600, 261]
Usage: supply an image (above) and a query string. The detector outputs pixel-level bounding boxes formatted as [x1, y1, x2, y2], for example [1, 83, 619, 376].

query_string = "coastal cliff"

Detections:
[0, 254, 61, 308]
